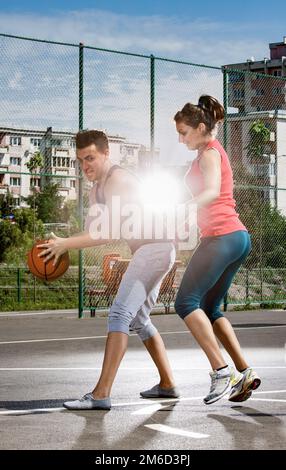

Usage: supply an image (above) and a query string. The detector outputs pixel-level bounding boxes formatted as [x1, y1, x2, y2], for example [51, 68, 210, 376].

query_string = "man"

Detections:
[38, 129, 179, 410]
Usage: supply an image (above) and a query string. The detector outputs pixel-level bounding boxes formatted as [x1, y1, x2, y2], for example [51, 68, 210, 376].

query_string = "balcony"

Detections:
[250, 163, 276, 186]
[0, 183, 9, 195]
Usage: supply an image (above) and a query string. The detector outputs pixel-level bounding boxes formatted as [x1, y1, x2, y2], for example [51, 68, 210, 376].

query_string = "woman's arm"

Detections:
[189, 148, 221, 208]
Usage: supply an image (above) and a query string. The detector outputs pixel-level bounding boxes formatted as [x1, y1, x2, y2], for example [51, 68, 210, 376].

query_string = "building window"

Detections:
[233, 89, 245, 99]
[30, 178, 40, 187]
[70, 180, 76, 188]
[10, 136, 21, 146]
[30, 138, 41, 147]
[70, 160, 76, 168]
[14, 197, 21, 206]
[10, 177, 21, 186]
[52, 156, 70, 168]
[66, 139, 76, 149]
[10, 157, 21, 166]
[272, 87, 282, 95]
[273, 70, 282, 77]
[269, 163, 276, 176]
[228, 72, 244, 83]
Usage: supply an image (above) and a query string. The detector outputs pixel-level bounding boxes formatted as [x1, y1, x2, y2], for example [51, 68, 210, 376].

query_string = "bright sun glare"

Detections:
[139, 172, 181, 211]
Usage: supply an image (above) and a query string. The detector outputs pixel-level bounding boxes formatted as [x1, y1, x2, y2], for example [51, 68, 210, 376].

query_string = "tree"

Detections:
[231, 152, 286, 269]
[13, 207, 44, 236]
[61, 199, 80, 234]
[0, 190, 15, 218]
[26, 151, 44, 173]
[0, 220, 22, 263]
[245, 120, 271, 163]
[25, 182, 64, 223]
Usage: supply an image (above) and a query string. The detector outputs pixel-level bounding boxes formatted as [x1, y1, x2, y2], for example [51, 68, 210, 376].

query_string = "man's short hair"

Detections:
[75, 129, 109, 152]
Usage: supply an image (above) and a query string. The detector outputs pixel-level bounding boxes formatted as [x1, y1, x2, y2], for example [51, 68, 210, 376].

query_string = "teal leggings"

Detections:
[175, 230, 251, 323]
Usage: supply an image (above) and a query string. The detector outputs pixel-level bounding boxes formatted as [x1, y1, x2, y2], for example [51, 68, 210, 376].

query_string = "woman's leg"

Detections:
[200, 231, 252, 370]
[213, 318, 248, 371]
[184, 309, 227, 370]
[175, 232, 251, 403]
[175, 236, 234, 370]
[199, 232, 260, 400]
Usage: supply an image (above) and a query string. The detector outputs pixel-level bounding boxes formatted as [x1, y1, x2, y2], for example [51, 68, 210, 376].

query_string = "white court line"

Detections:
[0, 407, 65, 415]
[253, 389, 286, 395]
[0, 324, 286, 346]
[0, 311, 76, 318]
[144, 424, 209, 439]
[0, 396, 199, 416]
[132, 403, 175, 415]
[0, 391, 285, 416]
[250, 398, 286, 403]
[0, 335, 108, 345]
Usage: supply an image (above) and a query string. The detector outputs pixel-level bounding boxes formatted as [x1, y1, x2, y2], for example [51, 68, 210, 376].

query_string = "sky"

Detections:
[0, 0, 285, 65]
[1, 1, 286, 164]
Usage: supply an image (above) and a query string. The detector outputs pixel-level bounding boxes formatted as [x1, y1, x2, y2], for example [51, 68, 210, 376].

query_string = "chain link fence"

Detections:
[1, 33, 286, 314]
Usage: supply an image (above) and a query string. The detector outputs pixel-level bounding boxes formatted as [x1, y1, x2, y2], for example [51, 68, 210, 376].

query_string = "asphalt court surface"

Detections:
[0, 308, 285, 450]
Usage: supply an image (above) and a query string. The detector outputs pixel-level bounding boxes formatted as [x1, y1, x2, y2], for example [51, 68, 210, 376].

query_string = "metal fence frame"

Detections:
[1, 32, 286, 316]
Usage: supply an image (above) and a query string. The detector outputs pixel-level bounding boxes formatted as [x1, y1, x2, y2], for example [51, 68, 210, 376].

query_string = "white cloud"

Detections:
[8, 71, 23, 90]
[0, 9, 270, 65]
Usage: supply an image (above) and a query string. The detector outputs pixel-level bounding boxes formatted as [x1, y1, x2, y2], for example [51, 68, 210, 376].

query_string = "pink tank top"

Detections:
[185, 139, 246, 238]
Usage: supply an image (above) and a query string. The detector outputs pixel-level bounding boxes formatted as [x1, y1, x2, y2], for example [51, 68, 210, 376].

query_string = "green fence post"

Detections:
[223, 67, 228, 150]
[17, 268, 21, 303]
[246, 268, 249, 304]
[78, 42, 84, 319]
[150, 54, 155, 167]
[223, 68, 229, 310]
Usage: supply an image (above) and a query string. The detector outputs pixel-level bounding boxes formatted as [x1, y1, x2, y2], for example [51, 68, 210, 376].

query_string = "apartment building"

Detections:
[223, 37, 286, 113]
[225, 111, 286, 215]
[0, 127, 144, 207]
[222, 37, 286, 216]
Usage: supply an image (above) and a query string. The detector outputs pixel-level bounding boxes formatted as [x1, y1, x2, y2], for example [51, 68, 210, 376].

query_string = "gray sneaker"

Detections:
[140, 384, 180, 399]
[204, 366, 241, 405]
[63, 393, 111, 410]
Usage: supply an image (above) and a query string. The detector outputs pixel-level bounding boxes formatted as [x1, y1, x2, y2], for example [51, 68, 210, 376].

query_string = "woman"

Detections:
[174, 95, 261, 404]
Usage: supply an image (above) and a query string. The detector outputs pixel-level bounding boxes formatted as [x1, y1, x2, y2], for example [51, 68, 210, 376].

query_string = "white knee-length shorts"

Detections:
[108, 242, 176, 341]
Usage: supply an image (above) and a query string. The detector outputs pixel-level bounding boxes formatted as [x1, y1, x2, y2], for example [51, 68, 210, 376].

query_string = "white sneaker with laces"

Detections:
[204, 366, 242, 405]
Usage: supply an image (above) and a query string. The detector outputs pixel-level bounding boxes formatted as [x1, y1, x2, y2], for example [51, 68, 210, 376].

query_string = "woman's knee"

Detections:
[174, 295, 200, 320]
[208, 311, 224, 325]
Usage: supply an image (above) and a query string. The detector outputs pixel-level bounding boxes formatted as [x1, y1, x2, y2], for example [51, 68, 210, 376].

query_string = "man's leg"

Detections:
[92, 332, 128, 398]
[130, 289, 176, 390]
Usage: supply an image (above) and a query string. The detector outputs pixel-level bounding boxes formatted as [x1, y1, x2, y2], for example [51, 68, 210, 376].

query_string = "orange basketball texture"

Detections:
[27, 239, 69, 281]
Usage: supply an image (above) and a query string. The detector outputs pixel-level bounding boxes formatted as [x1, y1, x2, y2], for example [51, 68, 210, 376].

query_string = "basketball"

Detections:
[27, 239, 70, 281]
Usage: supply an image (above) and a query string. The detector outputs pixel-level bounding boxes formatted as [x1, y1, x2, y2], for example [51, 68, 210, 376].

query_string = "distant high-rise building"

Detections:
[222, 38, 286, 216]
[223, 37, 286, 113]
